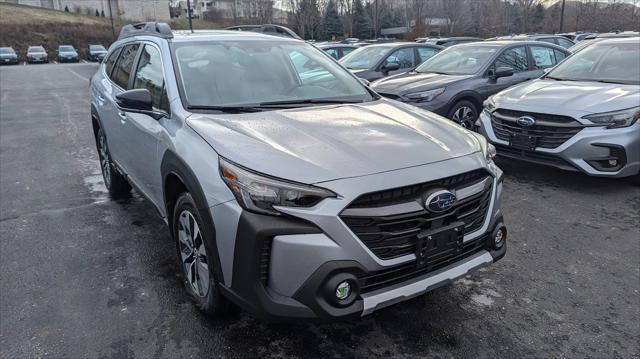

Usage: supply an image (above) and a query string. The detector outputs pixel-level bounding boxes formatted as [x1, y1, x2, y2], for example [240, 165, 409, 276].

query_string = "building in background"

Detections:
[169, 0, 287, 24]
[0, 0, 170, 21]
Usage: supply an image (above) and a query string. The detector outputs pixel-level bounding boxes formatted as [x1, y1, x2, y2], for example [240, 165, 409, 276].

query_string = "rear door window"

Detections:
[112, 44, 140, 89]
[132, 45, 169, 113]
[494, 46, 528, 72]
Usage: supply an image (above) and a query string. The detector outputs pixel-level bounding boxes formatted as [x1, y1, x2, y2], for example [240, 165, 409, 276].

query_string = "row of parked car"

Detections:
[0, 44, 108, 64]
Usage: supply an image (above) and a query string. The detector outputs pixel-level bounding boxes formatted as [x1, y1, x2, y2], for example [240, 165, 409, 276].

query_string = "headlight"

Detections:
[583, 107, 639, 129]
[405, 88, 445, 102]
[471, 133, 497, 163]
[219, 158, 337, 216]
[482, 97, 496, 115]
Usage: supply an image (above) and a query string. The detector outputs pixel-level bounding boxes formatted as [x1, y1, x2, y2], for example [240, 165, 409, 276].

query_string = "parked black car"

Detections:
[87, 44, 107, 61]
[371, 41, 570, 128]
[488, 34, 575, 49]
[416, 37, 483, 47]
[57, 45, 80, 62]
[0, 47, 19, 65]
[224, 24, 301, 39]
[339, 43, 443, 81]
[315, 43, 362, 59]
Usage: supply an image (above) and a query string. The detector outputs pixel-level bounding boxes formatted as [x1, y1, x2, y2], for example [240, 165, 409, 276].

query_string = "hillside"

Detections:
[0, 3, 227, 60]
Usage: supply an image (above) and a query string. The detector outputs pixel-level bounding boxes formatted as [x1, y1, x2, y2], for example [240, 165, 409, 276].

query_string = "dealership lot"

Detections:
[0, 63, 638, 358]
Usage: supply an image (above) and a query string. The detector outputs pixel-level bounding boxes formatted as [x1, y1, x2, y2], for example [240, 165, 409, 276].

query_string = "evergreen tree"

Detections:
[352, 0, 371, 40]
[321, 0, 343, 41]
[101, 10, 105, 17]
[64, 5, 69, 12]
[95, 9, 100, 17]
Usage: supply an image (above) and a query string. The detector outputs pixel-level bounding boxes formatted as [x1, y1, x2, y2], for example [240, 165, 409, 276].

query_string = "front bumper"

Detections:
[0, 57, 18, 64]
[478, 111, 640, 178]
[214, 156, 506, 321]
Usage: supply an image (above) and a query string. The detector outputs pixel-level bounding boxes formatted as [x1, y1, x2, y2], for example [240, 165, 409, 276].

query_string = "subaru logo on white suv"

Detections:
[517, 116, 536, 127]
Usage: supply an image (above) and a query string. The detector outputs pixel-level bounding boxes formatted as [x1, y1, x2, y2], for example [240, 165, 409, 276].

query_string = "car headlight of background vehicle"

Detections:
[583, 107, 639, 129]
[219, 158, 337, 216]
[405, 88, 445, 102]
[482, 97, 496, 116]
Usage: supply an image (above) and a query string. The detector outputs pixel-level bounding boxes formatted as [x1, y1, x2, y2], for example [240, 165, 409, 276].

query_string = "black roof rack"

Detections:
[224, 24, 301, 40]
[118, 22, 173, 40]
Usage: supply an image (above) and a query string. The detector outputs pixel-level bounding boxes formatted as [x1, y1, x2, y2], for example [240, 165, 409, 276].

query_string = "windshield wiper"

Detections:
[257, 99, 364, 107]
[186, 105, 263, 113]
[592, 79, 632, 85]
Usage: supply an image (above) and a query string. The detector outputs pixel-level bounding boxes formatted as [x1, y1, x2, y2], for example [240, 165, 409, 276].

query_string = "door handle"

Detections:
[97, 95, 105, 102]
[118, 111, 127, 123]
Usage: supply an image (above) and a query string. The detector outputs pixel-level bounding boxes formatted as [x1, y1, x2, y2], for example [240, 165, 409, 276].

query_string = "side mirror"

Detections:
[115, 89, 164, 119]
[382, 62, 400, 74]
[493, 66, 514, 79]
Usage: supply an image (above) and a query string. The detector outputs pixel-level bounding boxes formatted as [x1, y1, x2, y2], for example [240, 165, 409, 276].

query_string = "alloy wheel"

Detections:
[98, 133, 112, 189]
[451, 106, 476, 129]
[177, 210, 210, 297]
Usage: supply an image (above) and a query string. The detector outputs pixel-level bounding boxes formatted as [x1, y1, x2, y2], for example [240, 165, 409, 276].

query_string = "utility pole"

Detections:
[559, 0, 566, 33]
[374, 0, 378, 38]
[107, 0, 115, 40]
[186, 0, 194, 33]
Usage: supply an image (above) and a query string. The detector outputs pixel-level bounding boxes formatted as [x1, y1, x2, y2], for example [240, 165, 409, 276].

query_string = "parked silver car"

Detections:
[90, 22, 507, 320]
[478, 38, 639, 182]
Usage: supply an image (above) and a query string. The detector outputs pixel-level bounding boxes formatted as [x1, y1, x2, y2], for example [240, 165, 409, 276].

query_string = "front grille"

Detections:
[495, 144, 577, 171]
[491, 109, 583, 149]
[358, 235, 487, 293]
[340, 170, 492, 260]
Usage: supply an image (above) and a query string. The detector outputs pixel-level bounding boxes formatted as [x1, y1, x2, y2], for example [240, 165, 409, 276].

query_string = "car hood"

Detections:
[493, 79, 640, 115]
[187, 100, 481, 183]
[372, 72, 475, 94]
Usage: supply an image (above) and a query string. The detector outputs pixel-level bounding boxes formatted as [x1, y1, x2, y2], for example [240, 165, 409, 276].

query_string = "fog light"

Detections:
[608, 159, 618, 167]
[336, 281, 351, 300]
[494, 227, 505, 249]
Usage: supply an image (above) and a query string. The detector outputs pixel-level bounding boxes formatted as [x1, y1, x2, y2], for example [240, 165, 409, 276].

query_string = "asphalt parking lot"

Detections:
[0, 63, 638, 358]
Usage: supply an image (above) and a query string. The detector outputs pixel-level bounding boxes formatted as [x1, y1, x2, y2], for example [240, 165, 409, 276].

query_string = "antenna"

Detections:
[186, 0, 194, 33]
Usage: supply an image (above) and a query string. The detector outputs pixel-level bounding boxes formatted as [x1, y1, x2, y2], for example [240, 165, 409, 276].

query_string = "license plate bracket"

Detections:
[416, 222, 465, 269]
[510, 134, 537, 151]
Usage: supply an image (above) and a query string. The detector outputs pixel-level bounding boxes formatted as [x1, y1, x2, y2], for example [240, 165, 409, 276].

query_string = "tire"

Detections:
[172, 192, 231, 316]
[628, 173, 640, 186]
[448, 100, 478, 130]
[96, 127, 131, 196]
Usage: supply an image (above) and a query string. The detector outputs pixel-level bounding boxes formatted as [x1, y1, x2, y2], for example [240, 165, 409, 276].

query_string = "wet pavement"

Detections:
[1, 63, 639, 358]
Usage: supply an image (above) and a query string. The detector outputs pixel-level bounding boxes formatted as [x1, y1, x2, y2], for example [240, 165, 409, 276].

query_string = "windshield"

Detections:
[547, 41, 640, 85]
[338, 45, 395, 69]
[59, 46, 75, 52]
[0, 48, 14, 54]
[28, 47, 45, 53]
[416, 46, 497, 75]
[90, 45, 106, 52]
[172, 40, 373, 109]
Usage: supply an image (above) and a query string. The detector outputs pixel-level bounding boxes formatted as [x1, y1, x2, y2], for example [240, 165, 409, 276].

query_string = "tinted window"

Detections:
[341, 47, 355, 57]
[530, 46, 557, 69]
[323, 48, 340, 59]
[105, 47, 122, 78]
[417, 45, 497, 75]
[417, 47, 438, 62]
[339, 44, 396, 69]
[0, 48, 14, 54]
[556, 38, 574, 49]
[59, 46, 74, 52]
[384, 47, 415, 69]
[133, 45, 169, 113]
[494, 46, 528, 72]
[112, 44, 139, 89]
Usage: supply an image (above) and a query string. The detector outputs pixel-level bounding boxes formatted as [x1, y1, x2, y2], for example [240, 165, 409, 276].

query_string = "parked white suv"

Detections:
[478, 38, 640, 183]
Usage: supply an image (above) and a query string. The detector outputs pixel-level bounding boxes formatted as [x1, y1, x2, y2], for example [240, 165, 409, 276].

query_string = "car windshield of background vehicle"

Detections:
[415, 46, 497, 75]
[28, 47, 45, 53]
[0, 48, 14, 54]
[59, 46, 74, 52]
[546, 42, 640, 85]
[339, 44, 395, 69]
[90, 45, 106, 51]
[172, 40, 374, 109]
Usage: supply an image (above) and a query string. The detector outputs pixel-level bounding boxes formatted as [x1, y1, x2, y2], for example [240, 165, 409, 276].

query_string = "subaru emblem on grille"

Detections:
[425, 190, 457, 213]
[517, 116, 536, 127]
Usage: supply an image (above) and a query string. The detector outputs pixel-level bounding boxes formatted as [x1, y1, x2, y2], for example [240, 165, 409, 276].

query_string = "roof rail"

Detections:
[118, 22, 173, 40]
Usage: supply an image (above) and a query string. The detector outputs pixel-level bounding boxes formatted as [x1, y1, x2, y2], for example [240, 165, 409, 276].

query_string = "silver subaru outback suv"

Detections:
[478, 38, 640, 183]
[90, 23, 507, 320]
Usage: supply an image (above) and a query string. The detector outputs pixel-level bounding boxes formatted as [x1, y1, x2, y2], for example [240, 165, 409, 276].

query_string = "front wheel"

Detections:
[172, 192, 231, 316]
[448, 100, 478, 130]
